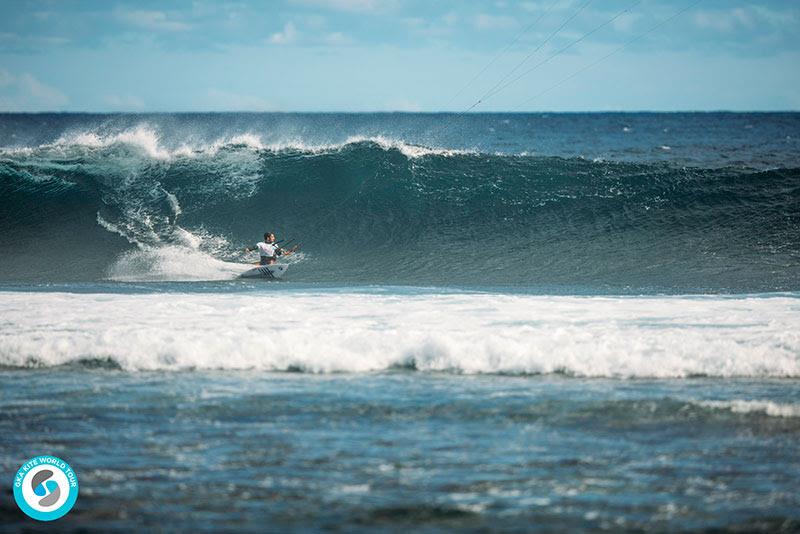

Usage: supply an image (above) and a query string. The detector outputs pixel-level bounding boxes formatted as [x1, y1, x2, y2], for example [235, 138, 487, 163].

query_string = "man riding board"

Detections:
[244, 232, 299, 265]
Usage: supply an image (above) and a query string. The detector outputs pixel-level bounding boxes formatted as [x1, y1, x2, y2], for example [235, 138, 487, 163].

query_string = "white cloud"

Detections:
[0, 69, 68, 111]
[402, 13, 459, 39]
[20, 73, 66, 103]
[270, 22, 299, 44]
[474, 13, 516, 30]
[612, 12, 641, 32]
[521, 1, 572, 13]
[301, 14, 328, 29]
[693, 7, 754, 32]
[323, 32, 353, 45]
[750, 5, 799, 27]
[442, 12, 459, 26]
[117, 9, 191, 32]
[268, 20, 351, 46]
[401, 17, 426, 29]
[40, 36, 71, 46]
[289, 0, 398, 13]
[0, 31, 70, 50]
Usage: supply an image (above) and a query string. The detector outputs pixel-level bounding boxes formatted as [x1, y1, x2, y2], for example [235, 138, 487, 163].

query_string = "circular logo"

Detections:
[13, 455, 78, 521]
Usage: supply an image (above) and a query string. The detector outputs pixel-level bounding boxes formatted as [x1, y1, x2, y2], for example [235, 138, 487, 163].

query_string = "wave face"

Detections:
[2, 291, 798, 376]
[1, 118, 799, 291]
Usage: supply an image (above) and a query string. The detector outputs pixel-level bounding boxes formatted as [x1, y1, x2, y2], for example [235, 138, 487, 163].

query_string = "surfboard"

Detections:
[239, 264, 289, 279]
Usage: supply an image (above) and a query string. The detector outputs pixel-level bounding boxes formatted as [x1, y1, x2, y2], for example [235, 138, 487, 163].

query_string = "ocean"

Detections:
[1, 112, 799, 531]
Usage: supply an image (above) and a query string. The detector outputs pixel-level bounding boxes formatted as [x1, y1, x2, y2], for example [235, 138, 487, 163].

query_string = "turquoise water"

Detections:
[1, 112, 798, 291]
[1, 113, 799, 530]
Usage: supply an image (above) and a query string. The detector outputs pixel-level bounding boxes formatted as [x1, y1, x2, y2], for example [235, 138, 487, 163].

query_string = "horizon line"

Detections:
[1, 109, 799, 115]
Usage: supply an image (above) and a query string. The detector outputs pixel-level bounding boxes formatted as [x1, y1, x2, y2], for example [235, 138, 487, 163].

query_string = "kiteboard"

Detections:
[239, 264, 289, 279]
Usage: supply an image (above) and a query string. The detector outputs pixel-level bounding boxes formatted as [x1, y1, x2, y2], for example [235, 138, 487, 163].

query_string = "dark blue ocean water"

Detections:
[1, 113, 799, 531]
[1, 371, 799, 532]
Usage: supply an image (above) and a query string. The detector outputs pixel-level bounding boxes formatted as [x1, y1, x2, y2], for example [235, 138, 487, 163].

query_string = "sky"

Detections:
[0, 0, 798, 112]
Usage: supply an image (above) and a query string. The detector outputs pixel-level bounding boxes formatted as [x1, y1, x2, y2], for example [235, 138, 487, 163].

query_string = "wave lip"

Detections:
[340, 135, 472, 158]
[1, 292, 798, 377]
[49, 125, 171, 159]
[0, 124, 470, 161]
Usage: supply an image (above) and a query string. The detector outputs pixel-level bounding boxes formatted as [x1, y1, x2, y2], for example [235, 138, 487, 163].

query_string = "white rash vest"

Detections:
[256, 242, 278, 258]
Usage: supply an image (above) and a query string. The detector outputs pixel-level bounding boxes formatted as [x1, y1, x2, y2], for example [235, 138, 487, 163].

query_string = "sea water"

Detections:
[1, 112, 798, 531]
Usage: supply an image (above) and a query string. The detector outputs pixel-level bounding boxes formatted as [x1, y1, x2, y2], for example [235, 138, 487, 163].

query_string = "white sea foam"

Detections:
[4, 124, 470, 161]
[106, 244, 248, 282]
[205, 132, 267, 154]
[98, 212, 249, 281]
[96, 214, 139, 245]
[0, 292, 798, 376]
[696, 400, 800, 418]
[213, 134, 469, 158]
[51, 125, 171, 159]
[164, 190, 182, 218]
[341, 135, 471, 158]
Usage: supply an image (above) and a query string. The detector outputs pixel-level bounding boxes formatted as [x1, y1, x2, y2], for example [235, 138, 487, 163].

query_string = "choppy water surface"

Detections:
[1, 371, 798, 532]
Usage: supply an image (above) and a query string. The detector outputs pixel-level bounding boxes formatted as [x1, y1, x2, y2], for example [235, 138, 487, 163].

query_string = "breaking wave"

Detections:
[1, 291, 798, 376]
[1, 124, 799, 290]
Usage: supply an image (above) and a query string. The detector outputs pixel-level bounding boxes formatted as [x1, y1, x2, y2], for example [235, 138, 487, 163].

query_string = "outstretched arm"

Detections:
[278, 244, 301, 257]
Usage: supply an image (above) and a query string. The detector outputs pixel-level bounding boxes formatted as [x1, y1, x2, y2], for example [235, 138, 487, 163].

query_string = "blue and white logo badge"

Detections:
[13, 455, 78, 521]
